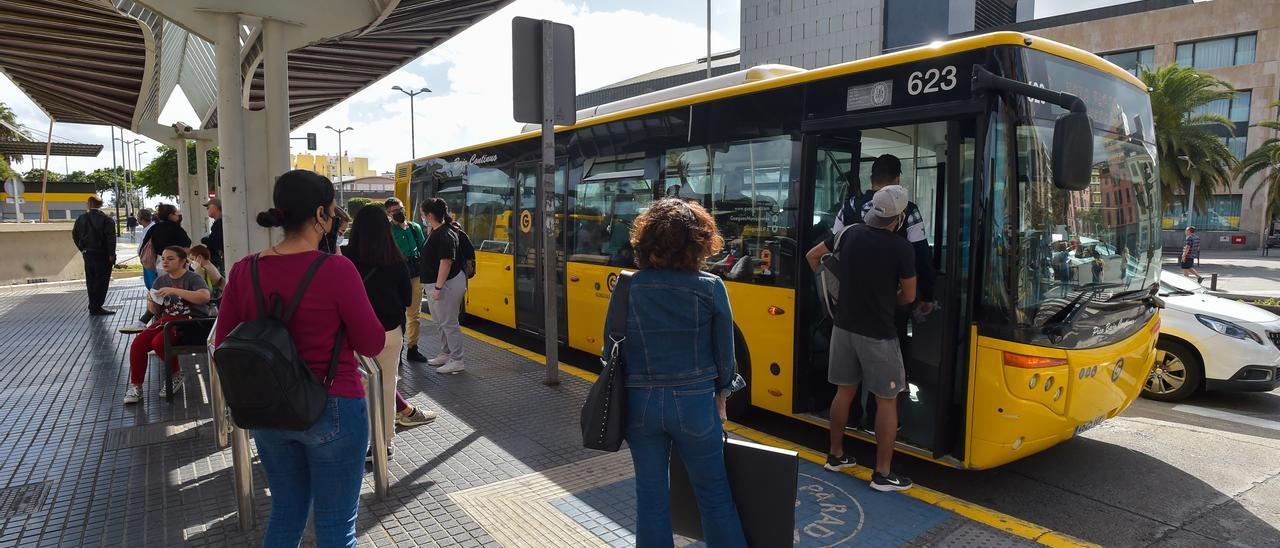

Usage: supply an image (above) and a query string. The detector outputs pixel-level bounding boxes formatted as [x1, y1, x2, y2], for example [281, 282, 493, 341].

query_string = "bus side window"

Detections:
[705, 136, 797, 288]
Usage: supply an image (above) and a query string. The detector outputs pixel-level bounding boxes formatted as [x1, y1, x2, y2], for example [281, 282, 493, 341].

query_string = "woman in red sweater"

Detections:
[213, 170, 384, 547]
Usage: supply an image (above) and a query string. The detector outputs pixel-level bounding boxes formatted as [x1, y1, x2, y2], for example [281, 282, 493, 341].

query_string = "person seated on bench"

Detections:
[124, 246, 211, 404]
[189, 244, 224, 310]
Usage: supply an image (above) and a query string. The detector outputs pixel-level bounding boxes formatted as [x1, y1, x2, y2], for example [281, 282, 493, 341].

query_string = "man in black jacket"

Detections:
[200, 197, 223, 270]
[72, 196, 117, 316]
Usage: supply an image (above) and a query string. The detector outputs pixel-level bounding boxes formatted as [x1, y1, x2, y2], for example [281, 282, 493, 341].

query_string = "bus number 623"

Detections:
[907, 65, 958, 95]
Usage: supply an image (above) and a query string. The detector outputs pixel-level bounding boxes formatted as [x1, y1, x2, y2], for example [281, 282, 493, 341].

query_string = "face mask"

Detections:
[392, 211, 406, 223]
[177, 215, 184, 223]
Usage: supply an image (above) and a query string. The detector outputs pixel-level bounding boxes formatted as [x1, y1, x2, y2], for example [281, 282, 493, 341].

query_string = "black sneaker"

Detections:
[365, 446, 394, 463]
[870, 471, 913, 492]
[824, 453, 856, 472]
[405, 346, 428, 363]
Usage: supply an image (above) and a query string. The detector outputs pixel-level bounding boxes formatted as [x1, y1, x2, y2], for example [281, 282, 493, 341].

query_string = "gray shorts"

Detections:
[828, 326, 906, 399]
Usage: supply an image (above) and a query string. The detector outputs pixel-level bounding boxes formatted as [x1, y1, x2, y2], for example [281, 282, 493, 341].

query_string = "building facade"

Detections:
[290, 153, 377, 182]
[988, 0, 1278, 248]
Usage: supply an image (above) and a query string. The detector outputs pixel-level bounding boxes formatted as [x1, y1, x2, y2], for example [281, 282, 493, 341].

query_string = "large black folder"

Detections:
[670, 436, 799, 546]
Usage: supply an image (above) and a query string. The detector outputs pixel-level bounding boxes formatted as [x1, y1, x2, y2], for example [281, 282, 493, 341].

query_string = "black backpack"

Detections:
[213, 254, 345, 431]
[451, 223, 477, 279]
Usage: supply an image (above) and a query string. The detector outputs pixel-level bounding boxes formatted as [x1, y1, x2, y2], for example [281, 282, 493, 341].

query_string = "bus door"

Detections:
[796, 135, 859, 415]
[513, 161, 568, 338]
[799, 119, 974, 459]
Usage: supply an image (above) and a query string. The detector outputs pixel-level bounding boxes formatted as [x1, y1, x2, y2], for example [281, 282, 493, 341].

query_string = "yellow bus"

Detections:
[395, 32, 1163, 469]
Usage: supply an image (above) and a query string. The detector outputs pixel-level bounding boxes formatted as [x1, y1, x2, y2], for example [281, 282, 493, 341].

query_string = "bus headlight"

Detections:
[1195, 314, 1264, 345]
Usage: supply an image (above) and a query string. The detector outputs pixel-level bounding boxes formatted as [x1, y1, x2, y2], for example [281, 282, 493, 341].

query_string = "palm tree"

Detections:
[1140, 65, 1238, 214]
[0, 102, 26, 164]
[1233, 100, 1280, 224]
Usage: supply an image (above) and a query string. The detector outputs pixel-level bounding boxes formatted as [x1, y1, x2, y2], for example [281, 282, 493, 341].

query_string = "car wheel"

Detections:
[1141, 339, 1203, 402]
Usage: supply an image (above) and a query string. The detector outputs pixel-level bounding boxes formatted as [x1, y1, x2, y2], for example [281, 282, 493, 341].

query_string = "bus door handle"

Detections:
[569, 275, 580, 282]
[505, 265, 512, 271]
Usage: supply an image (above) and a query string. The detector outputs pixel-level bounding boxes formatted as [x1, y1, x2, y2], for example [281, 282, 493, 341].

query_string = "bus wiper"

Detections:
[1040, 283, 1123, 343]
[1106, 283, 1158, 302]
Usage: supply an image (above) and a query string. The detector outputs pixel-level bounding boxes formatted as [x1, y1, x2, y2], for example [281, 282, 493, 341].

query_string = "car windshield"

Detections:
[1159, 270, 1206, 295]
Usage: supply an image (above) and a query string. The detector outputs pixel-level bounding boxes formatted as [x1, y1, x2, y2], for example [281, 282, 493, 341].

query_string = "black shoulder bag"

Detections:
[580, 271, 633, 452]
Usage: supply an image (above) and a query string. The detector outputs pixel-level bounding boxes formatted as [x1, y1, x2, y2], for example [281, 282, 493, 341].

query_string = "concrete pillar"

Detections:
[195, 139, 210, 210]
[173, 137, 198, 238]
[215, 12, 251, 266]
[261, 18, 291, 246]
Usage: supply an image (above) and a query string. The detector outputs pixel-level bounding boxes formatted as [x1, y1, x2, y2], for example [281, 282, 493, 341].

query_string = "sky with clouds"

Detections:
[0, 0, 1140, 183]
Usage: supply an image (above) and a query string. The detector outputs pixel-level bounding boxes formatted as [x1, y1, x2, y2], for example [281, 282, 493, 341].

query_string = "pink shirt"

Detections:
[213, 250, 385, 399]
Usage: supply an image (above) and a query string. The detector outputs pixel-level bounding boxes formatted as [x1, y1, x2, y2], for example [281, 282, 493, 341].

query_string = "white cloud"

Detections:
[296, 0, 737, 172]
[2, 0, 737, 178]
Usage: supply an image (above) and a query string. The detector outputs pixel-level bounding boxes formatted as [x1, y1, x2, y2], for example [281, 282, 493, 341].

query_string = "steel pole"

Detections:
[409, 94, 416, 159]
[110, 127, 120, 235]
[338, 131, 344, 205]
[39, 117, 52, 222]
[540, 20, 559, 386]
[707, 0, 712, 79]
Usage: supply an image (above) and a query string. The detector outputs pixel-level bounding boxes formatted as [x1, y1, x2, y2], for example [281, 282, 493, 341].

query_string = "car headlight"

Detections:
[1195, 314, 1265, 345]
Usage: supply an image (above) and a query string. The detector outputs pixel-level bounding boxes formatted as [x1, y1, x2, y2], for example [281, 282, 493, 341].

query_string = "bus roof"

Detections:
[405, 32, 1146, 165]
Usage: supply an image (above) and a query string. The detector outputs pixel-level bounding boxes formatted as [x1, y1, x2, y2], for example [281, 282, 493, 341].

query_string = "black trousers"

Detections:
[83, 250, 112, 311]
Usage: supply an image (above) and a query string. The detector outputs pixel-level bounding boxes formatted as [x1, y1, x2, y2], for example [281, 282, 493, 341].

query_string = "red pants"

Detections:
[129, 316, 184, 385]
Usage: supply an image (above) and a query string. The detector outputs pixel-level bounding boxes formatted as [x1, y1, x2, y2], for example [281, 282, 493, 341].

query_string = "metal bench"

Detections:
[161, 316, 217, 402]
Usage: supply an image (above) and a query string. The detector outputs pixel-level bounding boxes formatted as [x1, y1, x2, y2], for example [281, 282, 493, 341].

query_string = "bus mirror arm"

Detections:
[971, 66, 1093, 192]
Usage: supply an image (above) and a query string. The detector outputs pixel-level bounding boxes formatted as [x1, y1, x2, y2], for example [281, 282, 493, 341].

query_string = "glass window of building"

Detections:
[1102, 48, 1154, 76]
[1192, 90, 1251, 159]
[1176, 34, 1257, 69]
[1161, 194, 1243, 231]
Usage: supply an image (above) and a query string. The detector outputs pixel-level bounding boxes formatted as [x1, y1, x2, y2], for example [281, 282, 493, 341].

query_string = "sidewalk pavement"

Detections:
[1164, 250, 1280, 297]
[0, 278, 1082, 547]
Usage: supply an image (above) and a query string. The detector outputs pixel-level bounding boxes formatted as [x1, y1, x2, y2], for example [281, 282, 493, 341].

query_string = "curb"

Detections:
[421, 312, 1098, 548]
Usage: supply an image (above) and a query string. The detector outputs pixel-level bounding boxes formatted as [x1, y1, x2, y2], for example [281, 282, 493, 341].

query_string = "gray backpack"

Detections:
[816, 225, 854, 320]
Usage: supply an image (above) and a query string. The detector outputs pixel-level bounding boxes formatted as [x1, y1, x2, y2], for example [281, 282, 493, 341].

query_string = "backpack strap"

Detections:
[250, 254, 268, 318]
[282, 254, 331, 323]
[323, 324, 345, 386]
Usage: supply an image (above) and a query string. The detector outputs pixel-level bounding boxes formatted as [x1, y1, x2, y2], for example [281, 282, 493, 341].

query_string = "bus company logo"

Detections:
[448, 153, 498, 168]
[1111, 358, 1124, 382]
[606, 272, 618, 292]
[519, 210, 533, 234]
[793, 473, 864, 546]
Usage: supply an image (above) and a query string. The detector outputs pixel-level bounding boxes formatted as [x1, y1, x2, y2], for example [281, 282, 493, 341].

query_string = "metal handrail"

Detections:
[358, 354, 390, 499]
[207, 323, 255, 532]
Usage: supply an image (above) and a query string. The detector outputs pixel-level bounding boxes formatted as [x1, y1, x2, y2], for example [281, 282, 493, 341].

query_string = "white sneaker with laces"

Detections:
[159, 372, 184, 398]
[119, 320, 148, 334]
[124, 384, 143, 404]
[427, 353, 450, 366]
[436, 359, 465, 374]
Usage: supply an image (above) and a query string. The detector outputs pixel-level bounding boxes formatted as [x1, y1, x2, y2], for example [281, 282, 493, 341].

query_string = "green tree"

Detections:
[85, 167, 124, 193]
[0, 102, 26, 180]
[133, 142, 219, 197]
[1141, 64, 1239, 213]
[22, 168, 62, 182]
[1233, 100, 1280, 224]
[347, 197, 377, 218]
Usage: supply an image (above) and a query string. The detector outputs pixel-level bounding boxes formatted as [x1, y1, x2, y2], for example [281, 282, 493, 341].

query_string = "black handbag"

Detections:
[580, 271, 633, 452]
[670, 434, 800, 546]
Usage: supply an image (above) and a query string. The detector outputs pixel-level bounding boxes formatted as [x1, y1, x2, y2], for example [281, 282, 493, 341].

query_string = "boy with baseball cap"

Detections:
[806, 185, 917, 491]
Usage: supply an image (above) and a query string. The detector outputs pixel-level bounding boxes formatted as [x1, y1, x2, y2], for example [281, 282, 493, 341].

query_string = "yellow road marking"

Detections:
[420, 313, 1097, 547]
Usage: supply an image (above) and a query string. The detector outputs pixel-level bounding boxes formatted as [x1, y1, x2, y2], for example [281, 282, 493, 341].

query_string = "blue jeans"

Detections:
[142, 267, 157, 289]
[252, 396, 368, 548]
[626, 381, 746, 548]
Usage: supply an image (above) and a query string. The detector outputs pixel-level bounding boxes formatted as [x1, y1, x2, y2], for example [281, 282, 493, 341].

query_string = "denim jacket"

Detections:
[602, 269, 737, 392]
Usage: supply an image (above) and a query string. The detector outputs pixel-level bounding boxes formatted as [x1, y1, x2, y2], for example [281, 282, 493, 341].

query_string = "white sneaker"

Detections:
[119, 320, 148, 334]
[159, 372, 184, 398]
[427, 353, 450, 366]
[436, 359, 465, 374]
[124, 384, 142, 404]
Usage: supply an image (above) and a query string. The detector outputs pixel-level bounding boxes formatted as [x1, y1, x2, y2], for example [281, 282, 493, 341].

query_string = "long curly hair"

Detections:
[630, 198, 723, 271]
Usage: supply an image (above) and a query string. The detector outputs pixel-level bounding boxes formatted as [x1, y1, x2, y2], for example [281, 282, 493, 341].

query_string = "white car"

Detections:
[1143, 271, 1280, 401]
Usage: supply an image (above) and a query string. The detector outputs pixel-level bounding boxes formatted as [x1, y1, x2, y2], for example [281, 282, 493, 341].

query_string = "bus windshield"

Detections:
[983, 52, 1160, 347]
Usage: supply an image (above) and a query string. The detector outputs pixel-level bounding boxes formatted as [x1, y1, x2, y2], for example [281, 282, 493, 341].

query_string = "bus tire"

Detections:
[726, 328, 752, 421]
[1141, 338, 1203, 402]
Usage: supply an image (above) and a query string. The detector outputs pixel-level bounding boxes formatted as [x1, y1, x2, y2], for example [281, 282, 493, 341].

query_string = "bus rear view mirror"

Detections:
[1052, 112, 1093, 191]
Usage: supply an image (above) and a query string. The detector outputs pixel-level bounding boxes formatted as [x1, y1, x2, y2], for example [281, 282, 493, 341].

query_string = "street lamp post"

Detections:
[325, 125, 353, 204]
[391, 86, 430, 159]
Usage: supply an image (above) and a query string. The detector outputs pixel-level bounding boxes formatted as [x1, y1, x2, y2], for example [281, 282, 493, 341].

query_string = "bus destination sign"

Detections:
[806, 50, 987, 121]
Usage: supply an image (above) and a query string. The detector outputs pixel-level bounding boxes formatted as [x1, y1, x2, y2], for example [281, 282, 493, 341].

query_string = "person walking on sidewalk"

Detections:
[124, 246, 210, 404]
[72, 196, 117, 316]
[607, 197, 747, 547]
[385, 197, 430, 363]
[806, 185, 917, 492]
[1181, 226, 1204, 283]
[213, 170, 384, 547]
[420, 198, 467, 374]
[122, 204, 190, 333]
[344, 204, 437, 460]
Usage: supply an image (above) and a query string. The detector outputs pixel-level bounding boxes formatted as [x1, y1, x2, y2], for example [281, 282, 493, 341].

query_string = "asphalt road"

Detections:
[463, 316, 1280, 546]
